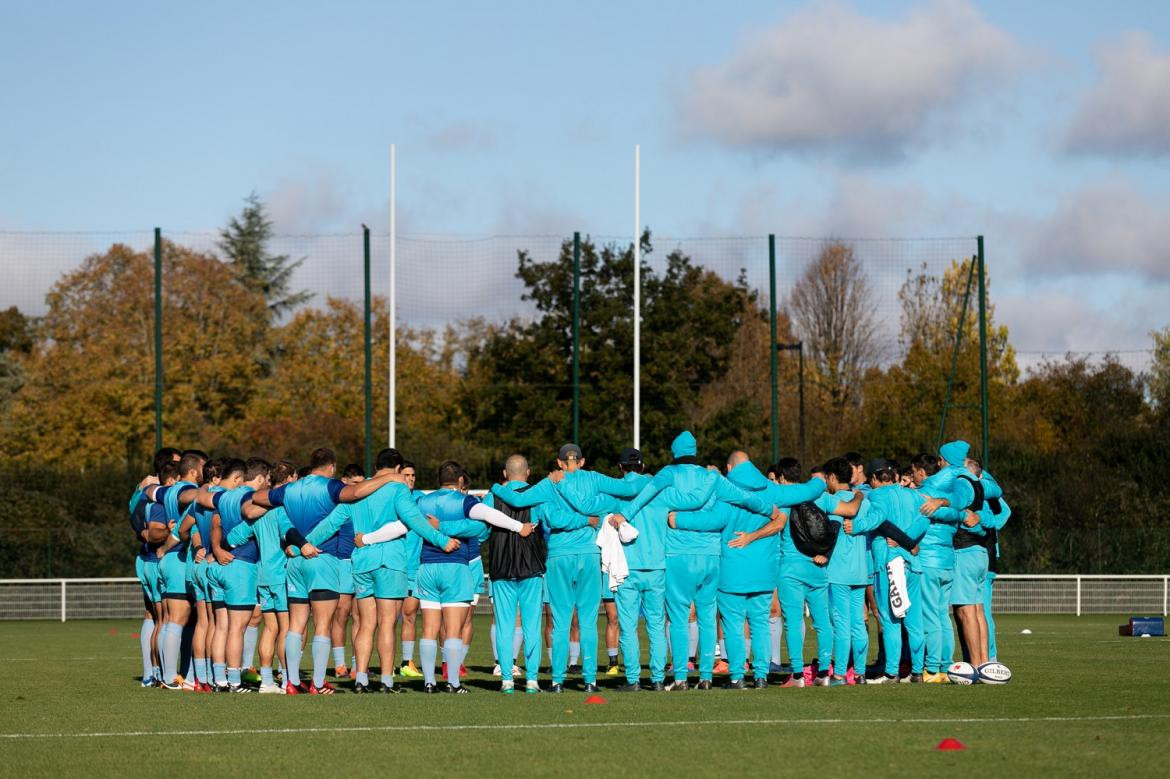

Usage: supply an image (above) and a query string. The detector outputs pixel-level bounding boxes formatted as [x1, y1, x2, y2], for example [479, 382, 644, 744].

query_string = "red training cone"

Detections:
[584, 695, 607, 705]
[937, 738, 965, 751]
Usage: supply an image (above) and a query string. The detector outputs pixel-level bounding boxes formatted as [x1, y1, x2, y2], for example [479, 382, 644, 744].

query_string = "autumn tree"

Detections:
[2, 242, 268, 467]
[858, 258, 1017, 459]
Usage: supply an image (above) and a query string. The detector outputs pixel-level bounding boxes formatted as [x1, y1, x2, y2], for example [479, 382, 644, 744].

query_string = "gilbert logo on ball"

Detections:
[977, 662, 1012, 684]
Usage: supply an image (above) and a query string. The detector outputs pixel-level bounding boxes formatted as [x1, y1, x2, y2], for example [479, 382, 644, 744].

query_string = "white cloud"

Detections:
[676, 0, 1025, 160]
[263, 171, 352, 234]
[1023, 176, 1170, 280]
[423, 121, 496, 153]
[1063, 31, 1170, 156]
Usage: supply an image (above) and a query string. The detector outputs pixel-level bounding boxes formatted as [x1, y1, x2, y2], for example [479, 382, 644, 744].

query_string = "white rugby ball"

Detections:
[977, 661, 1012, 684]
[947, 661, 978, 685]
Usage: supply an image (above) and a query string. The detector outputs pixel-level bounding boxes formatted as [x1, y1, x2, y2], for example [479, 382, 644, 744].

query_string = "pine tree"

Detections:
[218, 193, 312, 317]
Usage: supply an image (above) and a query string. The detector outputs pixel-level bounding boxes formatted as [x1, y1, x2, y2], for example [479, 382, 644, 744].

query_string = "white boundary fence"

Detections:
[1, 574, 1168, 622]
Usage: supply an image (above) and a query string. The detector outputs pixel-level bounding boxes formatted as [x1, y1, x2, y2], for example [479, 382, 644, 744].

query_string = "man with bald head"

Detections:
[483, 455, 549, 693]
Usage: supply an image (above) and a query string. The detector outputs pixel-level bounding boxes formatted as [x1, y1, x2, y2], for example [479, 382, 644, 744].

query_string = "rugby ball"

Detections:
[977, 661, 1012, 684]
[946, 661, 978, 685]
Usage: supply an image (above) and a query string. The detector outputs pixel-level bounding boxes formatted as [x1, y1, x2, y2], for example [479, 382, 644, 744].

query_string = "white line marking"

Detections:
[2, 714, 1168, 740]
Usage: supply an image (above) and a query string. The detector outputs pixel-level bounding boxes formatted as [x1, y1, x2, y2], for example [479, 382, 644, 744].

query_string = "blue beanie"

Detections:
[671, 431, 697, 458]
[939, 440, 970, 465]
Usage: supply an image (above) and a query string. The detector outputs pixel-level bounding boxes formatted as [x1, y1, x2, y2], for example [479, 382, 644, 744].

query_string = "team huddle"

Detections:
[128, 432, 1011, 695]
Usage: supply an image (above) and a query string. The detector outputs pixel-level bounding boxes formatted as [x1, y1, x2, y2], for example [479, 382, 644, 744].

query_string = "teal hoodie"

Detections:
[716, 462, 782, 592]
[916, 470, 968, 569]
[825, 490, 879, 586]
[555, 468, 645, 518]
[865, 484, 931, 574]
[666, 466, 784, 556]
[622, 464, 715, 570]
[490, 477, 594, 558]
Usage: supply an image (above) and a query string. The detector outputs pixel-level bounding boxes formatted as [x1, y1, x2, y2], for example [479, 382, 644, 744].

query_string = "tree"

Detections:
[1150, 326, 1170, 409]
[789, 243, 878, 412]
[857, 258, 1017, 458]
[458, 232, 766, 475]
[1, 242, 268, 467]
[218, 193, 311, 318]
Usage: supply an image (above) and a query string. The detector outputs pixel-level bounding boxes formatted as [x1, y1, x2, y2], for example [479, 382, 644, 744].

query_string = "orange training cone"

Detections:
[937, 738, 965, 751]
[584, 695, 607, 705]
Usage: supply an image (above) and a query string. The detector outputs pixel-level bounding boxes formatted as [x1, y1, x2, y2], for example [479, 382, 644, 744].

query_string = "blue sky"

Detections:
[2, 0, 1168, 370]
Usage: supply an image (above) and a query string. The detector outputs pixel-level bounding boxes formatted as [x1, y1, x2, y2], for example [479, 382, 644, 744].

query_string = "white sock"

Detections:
[769, 617, 782, 664]
[569, 641, 580, 665]
[490, 622, 498, 663]
[513, 627, 524, 659]
[687, 621, 699, 659]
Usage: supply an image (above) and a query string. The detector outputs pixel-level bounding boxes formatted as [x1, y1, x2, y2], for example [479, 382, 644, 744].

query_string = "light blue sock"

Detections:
[356, 670, 369, 686]
[140, 619, 155, 680]
[227, 666, 241, 686]
[420, 639, 438, 685]
[261, 667, 274, 686]
[311, 636, 331, 688]
[333, 646, 345, 667]
[285, 632, 302, 685]
[213, 662, 227, 685]
[201, 658, 212, 684]
[382, 670, 393, 688]
[444, 638, 463, 687]
[162, 623, 182, 682]
[490, 622, 498, 663]
[193, 657, 205, 684]
[402, 639, 415, 662]
[351, 653, 356, 670]
[513, 627, 524, 660]
[242, 626, 258, 670]
[152, 664, 161, 682]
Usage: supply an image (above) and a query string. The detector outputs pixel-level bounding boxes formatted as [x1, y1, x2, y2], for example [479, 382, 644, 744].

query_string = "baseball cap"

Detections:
[867, 458, 895, 476]
[619, 447, 643, 466]
[558, 444, 583, 461]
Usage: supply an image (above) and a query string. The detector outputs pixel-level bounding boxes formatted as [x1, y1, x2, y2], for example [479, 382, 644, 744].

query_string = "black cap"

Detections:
[558, 444, 583, 461]
[619, 447, 643, 466]
[867, 458, 895, 475]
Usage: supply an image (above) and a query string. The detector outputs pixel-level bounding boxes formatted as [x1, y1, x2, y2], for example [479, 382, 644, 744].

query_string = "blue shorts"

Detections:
[191, 562, 212, 603]
[206, 560, 258, 608]
[337, 558, 355, 596]
[136, 557, 162, 604]
[469, 557, 485, 595]
[353, 567, 409, 600]
[416, 563, 474, 608]
[258, 581, 288, 612]
[286, 556, 310, 601]
[406, 571, 418, 598]
[542, 576, 551, 605]
[307, 554, 341, 595]
[952, 547, 989, 606]
[160, 552, 193, 599]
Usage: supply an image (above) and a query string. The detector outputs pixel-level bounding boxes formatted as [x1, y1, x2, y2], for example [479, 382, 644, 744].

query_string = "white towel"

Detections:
[596, 518, 639, 591]
[886, 556, 910, 618]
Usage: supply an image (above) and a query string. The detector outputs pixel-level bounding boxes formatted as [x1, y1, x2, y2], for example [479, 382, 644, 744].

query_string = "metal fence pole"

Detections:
[769, 235, 779, 464]
[572, 231, 581, 446]
[60, 580, 66, 623]
[977, 235, 990, 467]
[363, 226, 373, 476]
[153, 227, 163, 452]
[1076, 575, 1082, 617]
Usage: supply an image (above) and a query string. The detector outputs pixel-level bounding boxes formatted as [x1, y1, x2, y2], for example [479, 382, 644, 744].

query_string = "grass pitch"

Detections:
[0, 614, 1167, 777]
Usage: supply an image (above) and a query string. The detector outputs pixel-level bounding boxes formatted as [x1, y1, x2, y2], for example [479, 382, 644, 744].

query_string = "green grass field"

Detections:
[1, 614, 1167, 777]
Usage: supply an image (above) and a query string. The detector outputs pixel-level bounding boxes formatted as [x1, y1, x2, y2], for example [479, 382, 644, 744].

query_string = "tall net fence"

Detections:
[0, 575, 1164, 621]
